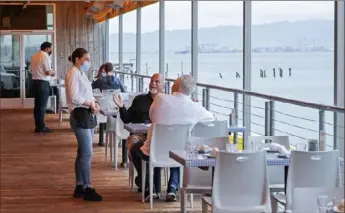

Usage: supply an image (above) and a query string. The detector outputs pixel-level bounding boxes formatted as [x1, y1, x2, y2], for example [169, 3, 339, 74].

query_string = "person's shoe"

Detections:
[35, 127, 53, 133]
[73, 185, 84, 198]
[166, 186, 177, 202]
[83, 187, 103, 201]
[144, 190, 160, 202]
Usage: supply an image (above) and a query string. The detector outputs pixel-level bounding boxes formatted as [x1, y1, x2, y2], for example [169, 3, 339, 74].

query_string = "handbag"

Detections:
[72, 107, 97, 129]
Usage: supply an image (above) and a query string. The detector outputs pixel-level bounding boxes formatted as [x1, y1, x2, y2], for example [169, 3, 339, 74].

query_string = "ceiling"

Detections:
[0, 1, 158, 23]
[84, 0, 158, 23]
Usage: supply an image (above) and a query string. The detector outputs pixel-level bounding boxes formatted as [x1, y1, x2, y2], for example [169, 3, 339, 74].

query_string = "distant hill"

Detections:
[109, 20, 334, 53]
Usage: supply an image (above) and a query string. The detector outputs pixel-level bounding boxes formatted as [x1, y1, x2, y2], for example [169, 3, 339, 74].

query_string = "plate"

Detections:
[204, 153, 216, 158]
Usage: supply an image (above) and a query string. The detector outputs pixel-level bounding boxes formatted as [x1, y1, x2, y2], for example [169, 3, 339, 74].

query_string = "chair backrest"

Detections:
[248, 136, 290, 185]
[115, 107, 130, 139]
[248, 136, 290, 149]
[286, 150, 341, 210]
[150, 124, 191, 165]
[191, 120, 228, 137]
[119, 92, 143, 109]
[184, 137, 228, 187]
[212, 151, 271, 213]
[58, 87, 68, 108]
[291, 187, 344, 212]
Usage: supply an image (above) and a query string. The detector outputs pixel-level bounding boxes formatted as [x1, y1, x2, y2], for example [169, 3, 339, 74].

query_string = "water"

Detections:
[110, 51, 337, 147]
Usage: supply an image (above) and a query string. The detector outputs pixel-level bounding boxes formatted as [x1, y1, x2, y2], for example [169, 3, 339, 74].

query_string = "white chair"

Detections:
[249, 136, 290, 193]
[141, 124, 191, 209]
[181, 135, 229, 213]
[57, 87, 68, 122]
[291, 187, 344, 212]
[271, 150, 342, 213]
[202, 151, 271, 213]
[113, 107, 130, 169]
[104, 116, 116, 163]
[191, 120, 228, 137]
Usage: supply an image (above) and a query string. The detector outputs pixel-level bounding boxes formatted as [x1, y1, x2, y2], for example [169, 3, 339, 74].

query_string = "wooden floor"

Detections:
[0, 110, 202, 213]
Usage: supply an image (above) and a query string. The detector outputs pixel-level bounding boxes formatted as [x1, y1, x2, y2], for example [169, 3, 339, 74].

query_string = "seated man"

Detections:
[113, 73, 165, 191]
[130, 74, 214, 202]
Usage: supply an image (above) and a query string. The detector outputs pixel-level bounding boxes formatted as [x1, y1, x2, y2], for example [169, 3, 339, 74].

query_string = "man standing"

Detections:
[31, 41, 55, 133]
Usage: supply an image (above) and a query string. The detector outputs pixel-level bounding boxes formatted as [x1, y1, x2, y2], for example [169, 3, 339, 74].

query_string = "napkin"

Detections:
[270, 143, 291, 156]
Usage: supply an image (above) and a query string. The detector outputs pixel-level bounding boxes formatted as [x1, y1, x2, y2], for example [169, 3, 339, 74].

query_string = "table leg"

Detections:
[120, 139, 128, 168]
[98, 123, 106, 147]
[284, 166, 288, 194]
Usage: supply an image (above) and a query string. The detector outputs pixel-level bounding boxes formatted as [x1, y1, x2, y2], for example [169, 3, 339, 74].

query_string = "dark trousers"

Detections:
[130, 141, 180, 193]
[131, 141, 161, 193]
[33, 80, 50, 130]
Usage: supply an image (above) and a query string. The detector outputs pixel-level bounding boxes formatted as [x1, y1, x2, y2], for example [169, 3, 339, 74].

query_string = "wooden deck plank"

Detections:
[0, 110, 202, 213]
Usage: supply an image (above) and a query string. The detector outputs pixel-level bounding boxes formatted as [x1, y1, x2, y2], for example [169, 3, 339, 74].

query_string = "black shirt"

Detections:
[118, 93, 153, 124]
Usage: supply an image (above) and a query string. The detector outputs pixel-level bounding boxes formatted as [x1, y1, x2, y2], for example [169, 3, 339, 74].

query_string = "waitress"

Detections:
[65, 48, 102, 202]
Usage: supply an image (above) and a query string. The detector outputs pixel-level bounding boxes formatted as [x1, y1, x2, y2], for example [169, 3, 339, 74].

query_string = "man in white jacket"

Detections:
[130, 74, 215, 202]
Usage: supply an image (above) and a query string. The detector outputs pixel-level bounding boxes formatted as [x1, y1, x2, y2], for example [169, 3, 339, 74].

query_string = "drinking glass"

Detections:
[226, 143, 238, 152]
[317, 194, 329, 213]
[296, 143, 307, 151]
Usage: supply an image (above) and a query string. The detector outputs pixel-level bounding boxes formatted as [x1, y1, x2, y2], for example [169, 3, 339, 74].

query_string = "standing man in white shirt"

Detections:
[130, 74, 215, 202]
[31, 42, 55, 133]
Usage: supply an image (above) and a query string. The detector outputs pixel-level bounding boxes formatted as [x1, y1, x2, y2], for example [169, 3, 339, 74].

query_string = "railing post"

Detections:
[265, 101, 271, 136]
[270, 101, 275, 136]
[265, 100, 275, 136]
[205, 87, 210, 110]
[319, 109, 326, 151]
[202, 87, 210, 110]
[202, 88, 206, 108]
[165, 81, 171, 94]
[131, 71, 134, 92]
[138, 77, 144, 93]
[232, 92, 239, 143]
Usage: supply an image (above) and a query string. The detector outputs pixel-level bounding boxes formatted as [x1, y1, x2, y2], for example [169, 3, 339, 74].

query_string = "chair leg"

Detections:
[114, 135, 118, 170]
[141, 160, 146, 203]
[271, 195, 279, 213]
[180, 188, 187, 213]
[58, 104, 62, 122]
[190, 193, 194, 208]
[105, 131, 108, 162]
[149, 165, 153, 209]
[165, 168, 169, 186]
[202, 199, 208, 213]
[109, 133, 113, 163]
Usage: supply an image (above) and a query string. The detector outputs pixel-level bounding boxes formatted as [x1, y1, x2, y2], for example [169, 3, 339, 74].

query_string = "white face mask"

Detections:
[101, 72, 106, 77]
[80, 61, 91, 72]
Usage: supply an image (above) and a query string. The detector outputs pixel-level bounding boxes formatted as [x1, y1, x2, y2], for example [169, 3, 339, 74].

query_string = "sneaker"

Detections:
[144, 190, 160, 202]
[73, 185, 84, 198]
[35, 127, 53, 133]
[83, 187, 103, 201]
[166, 186, 177, 202]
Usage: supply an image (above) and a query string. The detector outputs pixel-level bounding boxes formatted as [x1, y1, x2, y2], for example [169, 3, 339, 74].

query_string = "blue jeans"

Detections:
[70, 114, 94, 186]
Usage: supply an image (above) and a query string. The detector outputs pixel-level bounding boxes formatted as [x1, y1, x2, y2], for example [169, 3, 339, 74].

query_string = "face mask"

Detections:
[80, 61, 91, 72]
[101, 73, 106, 77]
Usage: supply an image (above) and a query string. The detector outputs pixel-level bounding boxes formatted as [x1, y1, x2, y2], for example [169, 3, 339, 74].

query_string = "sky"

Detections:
[109, 1, 334, 34]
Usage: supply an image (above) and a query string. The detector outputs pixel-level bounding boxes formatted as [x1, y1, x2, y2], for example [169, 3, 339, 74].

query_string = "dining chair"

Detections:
[202, 151, 271, 213]
[57, 87, 68, 123]
[180, 136, 228, 213]
[271, 150, 342, 213]
[142, 124, 190, 209]
[249, 136, 290, 193]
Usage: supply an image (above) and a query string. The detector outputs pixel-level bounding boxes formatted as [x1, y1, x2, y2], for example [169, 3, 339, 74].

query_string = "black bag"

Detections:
[72, 107, 97, 129]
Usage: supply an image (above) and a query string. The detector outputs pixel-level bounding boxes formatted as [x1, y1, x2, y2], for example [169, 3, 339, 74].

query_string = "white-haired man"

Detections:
[130, 74, 214, 202]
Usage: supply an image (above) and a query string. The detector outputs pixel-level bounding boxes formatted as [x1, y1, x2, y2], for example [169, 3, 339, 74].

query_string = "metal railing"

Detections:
[93, 70, 344, 150]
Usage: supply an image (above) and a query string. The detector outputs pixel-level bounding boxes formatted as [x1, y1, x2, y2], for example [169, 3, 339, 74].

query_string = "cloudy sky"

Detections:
[109, 1, 334, 34]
